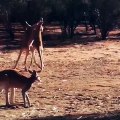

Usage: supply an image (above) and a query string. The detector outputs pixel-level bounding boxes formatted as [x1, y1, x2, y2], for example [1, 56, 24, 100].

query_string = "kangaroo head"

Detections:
[28, 70, 41, 82]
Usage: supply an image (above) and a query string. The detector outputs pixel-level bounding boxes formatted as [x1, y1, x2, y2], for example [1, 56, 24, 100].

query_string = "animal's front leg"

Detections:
[5, 89, 10, 107]
[14, 49, 23, 69]
[22, 90, 27, 108]
[36, 46, 44, 70]
[24, 49, 29, 71]
[29, 48, 35, 69]
[26, 93, 31, 107]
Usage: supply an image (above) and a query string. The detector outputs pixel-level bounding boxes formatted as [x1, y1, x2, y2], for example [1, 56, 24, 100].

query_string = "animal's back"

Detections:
[0, 70, 28, 89]
[21, 26, 33, 49]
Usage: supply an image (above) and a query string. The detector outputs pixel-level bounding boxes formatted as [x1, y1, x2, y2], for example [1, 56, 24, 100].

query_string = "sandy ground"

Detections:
[0, 39, 120, 119]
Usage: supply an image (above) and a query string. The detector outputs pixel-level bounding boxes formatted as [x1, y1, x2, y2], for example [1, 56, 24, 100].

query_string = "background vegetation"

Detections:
[0, 0, 120, 41]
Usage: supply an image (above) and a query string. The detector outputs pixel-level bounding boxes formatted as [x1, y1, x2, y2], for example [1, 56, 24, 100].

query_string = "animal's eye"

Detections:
[5, 74, 8, 76]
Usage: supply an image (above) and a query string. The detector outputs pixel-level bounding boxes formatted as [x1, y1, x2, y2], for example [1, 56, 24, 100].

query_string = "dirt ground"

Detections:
[0, 32, 120, 119]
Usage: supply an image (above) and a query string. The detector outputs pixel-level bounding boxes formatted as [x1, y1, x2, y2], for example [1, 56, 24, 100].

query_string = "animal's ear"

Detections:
[40, 17, 43, 22]
[28, 70, 37, 75]
[40, 17, 44, 24]
[28, 70, 33, 74]
[25, 21, 31, 27]
[32, 70, 36, 75]
[24, 21, 31, 31]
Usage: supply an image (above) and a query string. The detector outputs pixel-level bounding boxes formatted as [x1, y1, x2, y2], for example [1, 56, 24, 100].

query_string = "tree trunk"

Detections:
[5, 22, 14, 41]
[70, 26, 74, 38]
[100, 28, 108, 40]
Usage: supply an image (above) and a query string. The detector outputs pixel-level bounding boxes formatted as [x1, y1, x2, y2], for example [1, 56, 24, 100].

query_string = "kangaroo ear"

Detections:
[25, 21, 31, 27]
[40, 17, 43, 23]
[33, 70, 36, 74]
[28, 70, 33, 74]
[28, 70, 36, 75]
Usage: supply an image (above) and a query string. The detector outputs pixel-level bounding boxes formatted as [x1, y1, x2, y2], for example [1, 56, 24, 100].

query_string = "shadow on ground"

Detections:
[25, 112, 120, 120]
[0, 33, 105, 51]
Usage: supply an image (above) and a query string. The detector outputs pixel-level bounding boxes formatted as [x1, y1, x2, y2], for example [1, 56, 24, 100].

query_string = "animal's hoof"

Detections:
[24, 104, 32, 108]
[10, 105, 18, 109]
[6, 104, 17, 109]
[24, 105, 30, 108]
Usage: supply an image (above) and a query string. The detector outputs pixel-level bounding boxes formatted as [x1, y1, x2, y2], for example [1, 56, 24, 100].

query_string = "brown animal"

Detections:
[0, 69, 40, 108]
[14, 19, 44, 71]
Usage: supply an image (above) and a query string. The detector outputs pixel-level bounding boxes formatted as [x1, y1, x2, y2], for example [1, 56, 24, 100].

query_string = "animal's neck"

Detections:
[29, 75, 36, 83]
[39, 31, 43, 46]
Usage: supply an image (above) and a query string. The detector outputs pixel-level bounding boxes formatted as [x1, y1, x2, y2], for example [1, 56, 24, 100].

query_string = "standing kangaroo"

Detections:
[0, 69, 40, 108]
[14, 19, 44, 71]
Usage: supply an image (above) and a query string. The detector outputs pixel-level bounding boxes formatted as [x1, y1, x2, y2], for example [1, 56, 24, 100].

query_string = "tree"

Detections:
[0, 0, 27, 41]
[0, 0, 15, 41]
[89, 0, 120, 40]
[47, 0, 86, 38]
